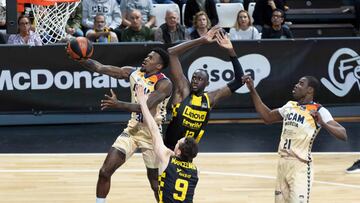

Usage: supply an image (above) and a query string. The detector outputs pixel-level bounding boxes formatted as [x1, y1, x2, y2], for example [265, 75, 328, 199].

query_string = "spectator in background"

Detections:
[120, 0, 155, 28]
[253, 0, 286, 32]
[86, 14, 119, 42]
[121, 9, 154, 42]
[7, 15, 42, 46]
[190, 11, 211, 39]
[154, 9, 190, 43]
[261, 9, 293, 39]
[184, 0, 218, 28]
[65, 3, 83, 39]
[229, 10, 261, 40]
[82, 0, 122, 32]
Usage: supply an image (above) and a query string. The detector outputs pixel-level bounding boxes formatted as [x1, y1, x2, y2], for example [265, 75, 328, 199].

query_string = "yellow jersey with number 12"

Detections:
[164, 93, 211, 150]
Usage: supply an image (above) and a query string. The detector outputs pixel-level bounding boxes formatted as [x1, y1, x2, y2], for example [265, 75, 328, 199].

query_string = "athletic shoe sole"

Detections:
[346, 168, 360, 174]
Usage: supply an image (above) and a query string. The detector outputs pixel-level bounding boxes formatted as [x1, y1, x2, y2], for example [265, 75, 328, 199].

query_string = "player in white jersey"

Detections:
[75, 48, 172, 203]
[243, 75, 347, 203]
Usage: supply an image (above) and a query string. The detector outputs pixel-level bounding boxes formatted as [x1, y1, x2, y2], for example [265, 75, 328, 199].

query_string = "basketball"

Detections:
[66, 37, 94, 60]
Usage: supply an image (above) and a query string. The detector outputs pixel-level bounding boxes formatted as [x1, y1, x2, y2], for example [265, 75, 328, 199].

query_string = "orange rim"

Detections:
[17, 0, 79, 12]
[19, 0, 80, 5]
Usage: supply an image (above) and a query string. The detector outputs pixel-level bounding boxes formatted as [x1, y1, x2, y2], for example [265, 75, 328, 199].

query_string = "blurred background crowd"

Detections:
[0, 0, 359, 45]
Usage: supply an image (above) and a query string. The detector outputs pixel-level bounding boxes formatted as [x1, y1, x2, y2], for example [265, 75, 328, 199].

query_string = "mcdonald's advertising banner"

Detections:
[0, 39, 359, 115]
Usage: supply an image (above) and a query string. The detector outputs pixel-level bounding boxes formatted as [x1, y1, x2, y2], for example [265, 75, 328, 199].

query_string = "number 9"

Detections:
[173, 179, 189, 201]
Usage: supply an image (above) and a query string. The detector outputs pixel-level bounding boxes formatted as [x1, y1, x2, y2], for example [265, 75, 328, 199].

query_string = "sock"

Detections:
[96, 197, 106, 203]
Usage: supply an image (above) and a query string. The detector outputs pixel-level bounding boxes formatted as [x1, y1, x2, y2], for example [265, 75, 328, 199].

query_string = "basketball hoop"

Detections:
[18, 0, 81, 44]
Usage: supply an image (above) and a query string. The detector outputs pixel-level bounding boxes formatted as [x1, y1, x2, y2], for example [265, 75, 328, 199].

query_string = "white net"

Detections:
[31, 1, 81, 44]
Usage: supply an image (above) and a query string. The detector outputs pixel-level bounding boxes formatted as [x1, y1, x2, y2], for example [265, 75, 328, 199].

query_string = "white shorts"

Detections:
[112, 124, 160, 168]
[275, 157, 313, 203]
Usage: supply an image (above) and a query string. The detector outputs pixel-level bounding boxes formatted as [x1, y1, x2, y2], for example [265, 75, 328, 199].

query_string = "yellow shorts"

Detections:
[275, 157, 313, 203]
[112, 124, 161, 169]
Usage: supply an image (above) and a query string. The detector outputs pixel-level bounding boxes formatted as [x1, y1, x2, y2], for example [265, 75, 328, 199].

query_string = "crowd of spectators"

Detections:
[0, 0, 359, 45]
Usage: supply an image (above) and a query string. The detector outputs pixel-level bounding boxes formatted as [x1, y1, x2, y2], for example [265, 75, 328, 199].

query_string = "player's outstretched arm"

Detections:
[77, 59, 134, 79]
[101, 79, 172, 113]
[243, 75, 282, 124]
[168, 26, 219, 56]
[311, 111, 347, 141]
[136, 85, 173, 171]
[101, 89, 141, 111]
[167, 26, 220, 103]
[322, 121, 347, 141]
[167, 50, 190, 104]
[208, 31, 244, 107]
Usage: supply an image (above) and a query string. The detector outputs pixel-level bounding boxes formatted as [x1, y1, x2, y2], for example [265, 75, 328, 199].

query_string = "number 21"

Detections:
[283, 138, 292, 149]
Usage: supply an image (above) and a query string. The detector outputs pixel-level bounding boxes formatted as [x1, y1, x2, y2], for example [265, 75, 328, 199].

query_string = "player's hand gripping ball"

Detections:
[66, 37, 94, 60]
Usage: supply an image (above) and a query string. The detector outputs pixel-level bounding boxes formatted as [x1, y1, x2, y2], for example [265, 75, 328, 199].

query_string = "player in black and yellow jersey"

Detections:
[136, 84, 199, 203]
[165, 27, 244, 150]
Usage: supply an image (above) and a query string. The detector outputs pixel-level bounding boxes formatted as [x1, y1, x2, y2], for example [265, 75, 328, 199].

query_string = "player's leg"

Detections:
[96, 147, 126, 198]
[275, 158, 289, 203]
[142, 148, 160, 201]
[97, 130, 136, 200]
[288, 161, 313, 203]
[147, 167, 160, 201]
[136, 126, 161, 201]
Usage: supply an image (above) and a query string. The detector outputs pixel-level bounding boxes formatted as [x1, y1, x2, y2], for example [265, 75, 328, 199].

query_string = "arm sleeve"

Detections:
[278, 101, 291, 118]
[318, 107, 334, 123]
[226, 56, 244, 92]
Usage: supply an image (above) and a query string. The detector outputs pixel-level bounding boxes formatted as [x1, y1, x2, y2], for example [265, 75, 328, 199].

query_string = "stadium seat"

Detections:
[286, 0, 344, 9]
[289, 23, 356, 38]
[248, 2, 256, 23]
[216, 3, 244, 28]
[152, 4, 181, 27]
[285, 0, 356, 24]
[284, 0, 357, 37]
[181, 4, 186, 26]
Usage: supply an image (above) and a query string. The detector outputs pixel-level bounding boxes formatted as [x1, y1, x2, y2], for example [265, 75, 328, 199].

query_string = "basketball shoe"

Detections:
[346, 159, 360, 174]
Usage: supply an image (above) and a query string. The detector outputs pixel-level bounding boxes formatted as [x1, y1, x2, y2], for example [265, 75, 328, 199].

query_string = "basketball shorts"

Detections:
[112, 124, 162, 169]
[275, 157, 313, 203]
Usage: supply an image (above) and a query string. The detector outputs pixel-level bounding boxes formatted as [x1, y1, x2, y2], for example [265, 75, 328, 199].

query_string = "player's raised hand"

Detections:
[242, 75, 255, 91]
[202, 25, 221, 43]
[101, 89, 119, 110]
[310, 110, 325, 126]
[215, 30, 233, 50]
[135, 85, 148, 106]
